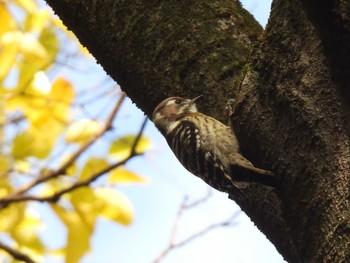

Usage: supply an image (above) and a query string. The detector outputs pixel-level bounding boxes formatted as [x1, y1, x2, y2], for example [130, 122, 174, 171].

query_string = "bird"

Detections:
[152, 95, 278, 193]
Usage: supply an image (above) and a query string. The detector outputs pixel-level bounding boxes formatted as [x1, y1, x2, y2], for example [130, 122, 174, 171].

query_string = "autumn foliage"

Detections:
[0, 1, 150, 262]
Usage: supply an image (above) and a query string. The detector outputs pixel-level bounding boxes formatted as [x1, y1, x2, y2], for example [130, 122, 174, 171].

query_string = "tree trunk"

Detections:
[45, 0, 350, 262]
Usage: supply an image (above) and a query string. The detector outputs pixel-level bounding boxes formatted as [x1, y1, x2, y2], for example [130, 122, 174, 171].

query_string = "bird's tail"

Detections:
[231, 165, 279, 188]
[229, 153, 279, 188]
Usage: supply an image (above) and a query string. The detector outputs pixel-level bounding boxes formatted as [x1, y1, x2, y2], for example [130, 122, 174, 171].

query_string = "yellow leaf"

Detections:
[10, 210, 45, 255]
[14, 160, 31, 173]
[0, 203, 25, 232]
[15, 30, 52, 90]
[0, 37, 19, 82]
[39, 27, 59, 61]
[59, 155, 77, 177]
[21, 33, 47, 59]
[95, 188, 134, 225]
[0, 177, 12, 198]
[12, 128, 55, 159]
[0, 31, 47, 60]
[7, 76, 73, 126]
[69, 188, 98, 228]
[69, 187, 133, 226]
[65, 120, 103, 144]
[50, 204, 92, 263]
[109, 135, 152, 160]
[14, 0, 37, 13]
[108, 168, 148, 184]
[32, 70, 51, 94]
[79, 158, 109, 181]
[24, 9, 50, 33]
[42, 175, 70, 197]
[45, 78, 75, 124]
[0, 155, 11, 174]
[0, 3, 17, 34]
[50, 77, 75, 104]
[6, 93, 45, 123]
[12, 130, 35, 159]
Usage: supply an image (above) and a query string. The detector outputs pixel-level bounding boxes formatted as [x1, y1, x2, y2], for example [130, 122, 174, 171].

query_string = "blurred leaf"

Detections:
[14, 0, 37, 13]
[0, 155, 11, 174]
[14, 159, 31, 173]
[50, 77, 75, 104]
[0, 31, 48, 60]
[108, 168, 148, 184]
[69, 188, 98, 229]
[59, 155, 77, 177]
[31, 70, 51, 94]
[24, 9, 50, 32]
[0, 34, 19, 83]
[0, 3, 17, 35]
[12, 130, 38, 159]
[109, 134, 151, 160]
[0, 203, 25, 232]
[7, 92, 46, 123]
[50, 204, 92, 263]
[10, 211, 45, 255]
[16, 33, 50, 90]
[39, 27, 59, 62]
[94, 188, 134, 225]
[47, 77, 75, 124]
[0, 177, 13, 198]
[42, 175, 70, 197]
[79, 158, 109, 181]
[12, 127, 56, 159]
[7, 75, 73, 127]
[65, 119, 103, 144]
[69, 187, 134, 226]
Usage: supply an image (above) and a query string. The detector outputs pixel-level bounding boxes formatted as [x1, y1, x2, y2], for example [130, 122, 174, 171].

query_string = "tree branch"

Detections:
[153, 192, 239, 263]
[0, 117, 148, 205]
[0, 241, 35, 263]
[0, 93, 126, 208]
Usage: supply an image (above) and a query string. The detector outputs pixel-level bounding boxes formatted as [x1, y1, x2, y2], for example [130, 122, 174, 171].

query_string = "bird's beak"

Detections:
[191, 94, 203, 104]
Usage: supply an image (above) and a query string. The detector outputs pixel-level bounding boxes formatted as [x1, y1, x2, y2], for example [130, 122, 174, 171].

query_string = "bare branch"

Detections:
[183, 188, 212, 209]
[175, 212, 239, 248]
[0, 117, 148, 204]
[153, 193, 240, 263]
[0, 241, 35, 263]
[0, 93, 126, 208]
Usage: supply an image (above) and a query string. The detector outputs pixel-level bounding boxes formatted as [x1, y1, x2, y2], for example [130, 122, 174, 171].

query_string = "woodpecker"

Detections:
[152, 95, 278, 193]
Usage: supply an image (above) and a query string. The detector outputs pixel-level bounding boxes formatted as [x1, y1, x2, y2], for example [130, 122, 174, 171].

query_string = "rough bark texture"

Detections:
[45, 0, 350, 262]
[46, 0, 261, 122]
[232, 0, 350, 261]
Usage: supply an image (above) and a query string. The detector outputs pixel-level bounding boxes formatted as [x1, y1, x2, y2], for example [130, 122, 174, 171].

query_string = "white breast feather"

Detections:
[166, 120, 181, 134]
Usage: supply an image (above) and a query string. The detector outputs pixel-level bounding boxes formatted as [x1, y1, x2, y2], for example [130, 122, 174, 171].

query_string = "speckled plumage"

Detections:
[152, 96, 277, 192]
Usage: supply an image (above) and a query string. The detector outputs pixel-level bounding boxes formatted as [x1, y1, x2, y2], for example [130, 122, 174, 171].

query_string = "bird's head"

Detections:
[152, 95, 203, 133]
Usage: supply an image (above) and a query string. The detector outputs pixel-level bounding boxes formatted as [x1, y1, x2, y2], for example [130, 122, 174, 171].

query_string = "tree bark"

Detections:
[45, 0, 350, 262]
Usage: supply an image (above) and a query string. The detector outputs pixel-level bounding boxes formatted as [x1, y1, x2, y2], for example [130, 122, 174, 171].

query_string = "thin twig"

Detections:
[166, 190, 212, 245]
[0, 117, 148, 204]
[0, 241, 35, 263]
[0, 93, 126, 208]
[183, 188, 212, 209]
[152, 194, 240, 263]
[175, 211, 239, 248]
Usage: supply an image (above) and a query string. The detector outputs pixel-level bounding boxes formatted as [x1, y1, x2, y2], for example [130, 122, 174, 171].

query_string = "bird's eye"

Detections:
[175, 99, 182, 104]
